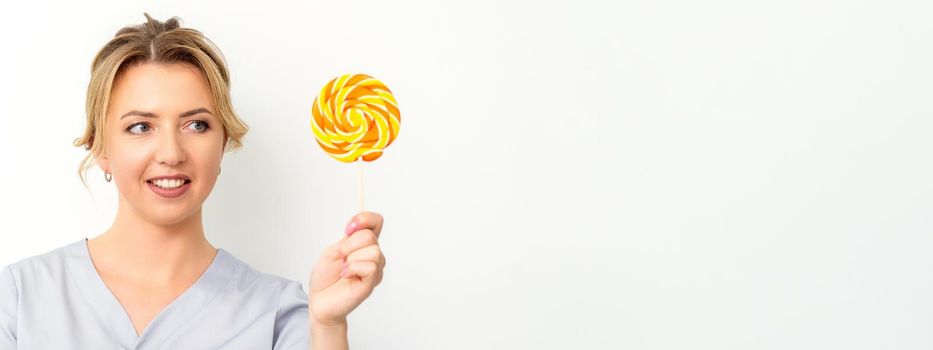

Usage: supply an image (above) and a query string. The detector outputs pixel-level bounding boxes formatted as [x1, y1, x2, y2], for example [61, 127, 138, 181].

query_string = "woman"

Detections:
[0, 14, 385, 350]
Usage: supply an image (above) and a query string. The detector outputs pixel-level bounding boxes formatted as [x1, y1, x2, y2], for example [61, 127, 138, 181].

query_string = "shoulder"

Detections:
[217, 252, 310, 348]
[217, 248, 307, 301]
[3, 239, 77, 287]
[215, 248, 308, 338]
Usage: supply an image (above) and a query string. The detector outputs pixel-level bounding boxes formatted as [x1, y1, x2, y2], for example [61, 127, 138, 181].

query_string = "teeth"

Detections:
[153, 179, 185, 189]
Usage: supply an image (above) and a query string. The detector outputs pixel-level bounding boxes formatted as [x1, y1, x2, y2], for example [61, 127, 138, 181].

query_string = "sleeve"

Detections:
[0, 265, 18, 348]
[272, 280, 309, 350]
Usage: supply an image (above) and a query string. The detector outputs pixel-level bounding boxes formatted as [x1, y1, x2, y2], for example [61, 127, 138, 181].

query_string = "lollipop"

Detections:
[310, 74, 401, 163]
[310, 74, 401, 210]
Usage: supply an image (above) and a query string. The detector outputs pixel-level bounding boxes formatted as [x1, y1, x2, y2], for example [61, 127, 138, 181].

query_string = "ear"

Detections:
[94, 151, 110, 174]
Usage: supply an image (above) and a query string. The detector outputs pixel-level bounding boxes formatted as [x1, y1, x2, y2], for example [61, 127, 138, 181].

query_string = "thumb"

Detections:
[310, 239, 348, 291]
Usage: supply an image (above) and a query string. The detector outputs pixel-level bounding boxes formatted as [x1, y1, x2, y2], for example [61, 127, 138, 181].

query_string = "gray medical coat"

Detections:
[0, 238, 309, 349]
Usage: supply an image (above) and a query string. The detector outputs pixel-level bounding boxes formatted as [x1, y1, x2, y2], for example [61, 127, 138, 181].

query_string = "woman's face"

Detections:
[96, 62, 225, 226]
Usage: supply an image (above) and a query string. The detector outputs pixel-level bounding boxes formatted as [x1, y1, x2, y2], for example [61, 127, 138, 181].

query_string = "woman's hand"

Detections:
[308, 211, 386, 326]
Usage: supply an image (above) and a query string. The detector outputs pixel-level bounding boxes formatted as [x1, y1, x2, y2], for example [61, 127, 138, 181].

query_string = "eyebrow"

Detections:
[120, 108, 213, 120]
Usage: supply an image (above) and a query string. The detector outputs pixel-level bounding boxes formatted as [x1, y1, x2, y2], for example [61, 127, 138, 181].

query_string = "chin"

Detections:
[140, 201, 203, 226]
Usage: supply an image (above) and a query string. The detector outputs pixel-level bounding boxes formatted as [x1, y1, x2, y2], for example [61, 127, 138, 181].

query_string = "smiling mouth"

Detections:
[146, 179, 192, 189]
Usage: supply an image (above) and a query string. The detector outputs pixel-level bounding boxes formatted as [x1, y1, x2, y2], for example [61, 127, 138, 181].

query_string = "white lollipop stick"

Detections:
[358, 156, 365, 213]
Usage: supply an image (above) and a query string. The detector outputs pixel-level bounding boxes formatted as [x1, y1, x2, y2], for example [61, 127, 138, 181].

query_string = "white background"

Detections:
[1, 0, 932, 348]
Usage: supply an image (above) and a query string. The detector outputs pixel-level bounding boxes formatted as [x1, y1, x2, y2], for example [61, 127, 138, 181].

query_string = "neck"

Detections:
[89, 195, 217, 286]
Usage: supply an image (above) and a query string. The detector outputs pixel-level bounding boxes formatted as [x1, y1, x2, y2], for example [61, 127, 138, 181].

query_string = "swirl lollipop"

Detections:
[311, 74, 401, 163]
[310, 74, 401, 210]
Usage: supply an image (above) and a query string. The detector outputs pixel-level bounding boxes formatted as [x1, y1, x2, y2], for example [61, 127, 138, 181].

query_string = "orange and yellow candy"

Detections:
[310, 74, 401, 163]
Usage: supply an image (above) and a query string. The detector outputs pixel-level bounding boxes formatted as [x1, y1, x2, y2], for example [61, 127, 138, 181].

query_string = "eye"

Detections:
[186, 120, 210, 132]
[126, 122, 151, 135]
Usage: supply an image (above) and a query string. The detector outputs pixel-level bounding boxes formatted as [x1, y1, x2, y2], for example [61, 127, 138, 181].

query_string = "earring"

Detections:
[104, 172, 112, 182]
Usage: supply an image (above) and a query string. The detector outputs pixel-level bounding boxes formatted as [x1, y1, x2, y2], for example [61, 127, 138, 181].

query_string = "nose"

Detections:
[154, 127, 187, 166]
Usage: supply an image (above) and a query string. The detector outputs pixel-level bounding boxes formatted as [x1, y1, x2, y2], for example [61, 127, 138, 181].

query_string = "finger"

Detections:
[345, 244, 382, 267]
[342, 260, 378, 282]
[340, 229, 378, 258]
[310, 239, 351, 291]
[322, 239, 346, 261]
[344, 244, 386, 272]
[344, 212, 384, 238]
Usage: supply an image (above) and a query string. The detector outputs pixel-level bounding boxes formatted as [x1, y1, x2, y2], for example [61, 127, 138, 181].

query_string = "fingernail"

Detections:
[341, 264, 349, 278]
[345, 219, 358, 236]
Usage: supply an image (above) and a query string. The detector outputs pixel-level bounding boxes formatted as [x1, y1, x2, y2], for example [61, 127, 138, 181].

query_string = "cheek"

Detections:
[107, 148, 148, 176]
[203, 133, 225, 158]
[192, 135, 225, 170]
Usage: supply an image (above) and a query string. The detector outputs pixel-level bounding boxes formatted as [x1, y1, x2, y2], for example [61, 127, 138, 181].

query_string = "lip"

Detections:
[147, 177, 192, 199]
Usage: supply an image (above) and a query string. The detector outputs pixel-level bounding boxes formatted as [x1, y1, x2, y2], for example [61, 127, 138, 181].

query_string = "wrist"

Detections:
[311, 317, 348, 331]
[310, 315, 349, 350]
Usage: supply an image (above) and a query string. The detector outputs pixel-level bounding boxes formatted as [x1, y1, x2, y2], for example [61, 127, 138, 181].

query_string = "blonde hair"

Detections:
[73, 13, 248, 186]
